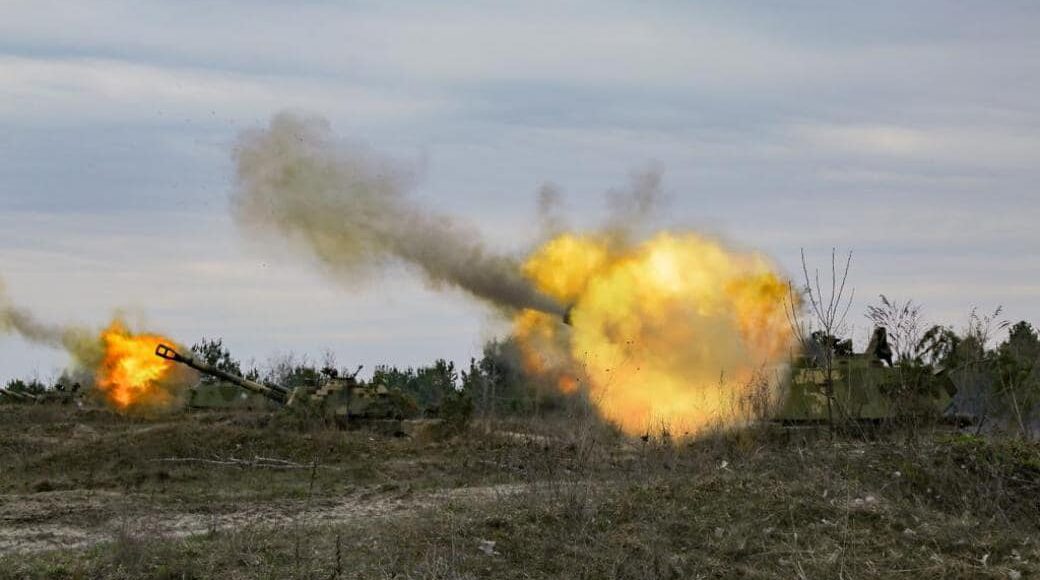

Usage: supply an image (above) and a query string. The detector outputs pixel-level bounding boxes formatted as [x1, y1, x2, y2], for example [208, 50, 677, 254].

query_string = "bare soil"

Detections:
[0, 483, 530, 555]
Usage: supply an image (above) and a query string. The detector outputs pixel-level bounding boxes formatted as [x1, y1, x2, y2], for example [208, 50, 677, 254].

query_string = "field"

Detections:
[0, 405, 1038, 579]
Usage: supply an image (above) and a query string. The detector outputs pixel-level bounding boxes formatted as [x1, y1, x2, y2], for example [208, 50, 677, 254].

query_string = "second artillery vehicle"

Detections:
[0, 382, 82, 406]
[155, 344, 417, 432]
[780, 327, 956, 423]
[0, 387, 38, 404]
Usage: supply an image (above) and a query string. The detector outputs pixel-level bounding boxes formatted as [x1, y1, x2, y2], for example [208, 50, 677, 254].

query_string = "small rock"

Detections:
[478, 539, 498, 556]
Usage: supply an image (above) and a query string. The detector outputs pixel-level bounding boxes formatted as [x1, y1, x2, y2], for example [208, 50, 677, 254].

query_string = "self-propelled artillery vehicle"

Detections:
[779, 327, 956, 424]
[154, 344, 417, 431]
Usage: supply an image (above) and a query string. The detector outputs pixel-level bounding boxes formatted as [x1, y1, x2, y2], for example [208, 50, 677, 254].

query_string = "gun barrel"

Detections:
[562, 306, 574, 326]
[155, 344, 287, 403]
[0, 388, 37, 402]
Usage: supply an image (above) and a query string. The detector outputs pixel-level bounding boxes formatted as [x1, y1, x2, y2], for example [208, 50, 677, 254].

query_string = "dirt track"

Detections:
[0, 483, 530, 555]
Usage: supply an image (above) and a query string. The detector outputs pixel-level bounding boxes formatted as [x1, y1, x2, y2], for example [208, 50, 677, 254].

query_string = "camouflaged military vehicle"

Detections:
[0, 387, 37, 404]
[155, 344, 418, 431]
[0, 382, 83, 406]
[35, 382, 83, 406]
[779, 327, 955, 423]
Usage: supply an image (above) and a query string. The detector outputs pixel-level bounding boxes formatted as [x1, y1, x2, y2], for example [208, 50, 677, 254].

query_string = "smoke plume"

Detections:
[0, 276, 101, 367]
[603, 163, 667, 242]
[233, 112, 565, 316]
[536, 182, 567, 239]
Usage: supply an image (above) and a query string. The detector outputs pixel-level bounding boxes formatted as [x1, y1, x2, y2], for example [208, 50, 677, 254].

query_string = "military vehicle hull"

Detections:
[188, 381, 280, 411]
[779, 337, 955, 424]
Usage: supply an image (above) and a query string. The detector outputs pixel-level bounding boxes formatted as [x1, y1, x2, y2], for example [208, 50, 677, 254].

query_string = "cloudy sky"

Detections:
[2, 1, 1038, 384]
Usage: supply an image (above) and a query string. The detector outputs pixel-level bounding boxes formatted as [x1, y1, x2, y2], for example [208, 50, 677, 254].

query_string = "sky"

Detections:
[2, 0, 1038, 384]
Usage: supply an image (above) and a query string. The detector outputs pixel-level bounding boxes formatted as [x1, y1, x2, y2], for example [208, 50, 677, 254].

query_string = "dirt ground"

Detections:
[0, 483, 531, 555]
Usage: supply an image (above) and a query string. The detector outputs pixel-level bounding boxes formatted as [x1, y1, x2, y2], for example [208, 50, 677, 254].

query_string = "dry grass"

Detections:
[0, 405, 1037, 579]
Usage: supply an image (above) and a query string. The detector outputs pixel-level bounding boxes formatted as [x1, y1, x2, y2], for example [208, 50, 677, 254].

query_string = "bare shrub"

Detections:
[787, 248, 855, 430]
[865, 295, 924, 364]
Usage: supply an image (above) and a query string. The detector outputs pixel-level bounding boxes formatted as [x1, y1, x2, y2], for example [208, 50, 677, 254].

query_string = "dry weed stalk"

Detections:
[787, 248, 855, 431]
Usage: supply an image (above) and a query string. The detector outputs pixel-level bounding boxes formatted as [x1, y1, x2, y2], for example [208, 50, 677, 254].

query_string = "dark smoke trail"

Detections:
[0, 276, 102, 367]
[232, 112, 565, 316]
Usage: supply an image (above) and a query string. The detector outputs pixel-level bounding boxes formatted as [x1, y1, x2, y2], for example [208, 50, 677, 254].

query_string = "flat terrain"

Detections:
[0, 405, 1037, 579]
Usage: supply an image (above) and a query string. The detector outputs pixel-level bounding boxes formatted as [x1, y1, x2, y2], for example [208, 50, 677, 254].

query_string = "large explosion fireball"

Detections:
[233, 111, 797, 438]
[1, 280, 190, 413]
[94, 322, 187, 411]
[517, 232, 794, 436]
